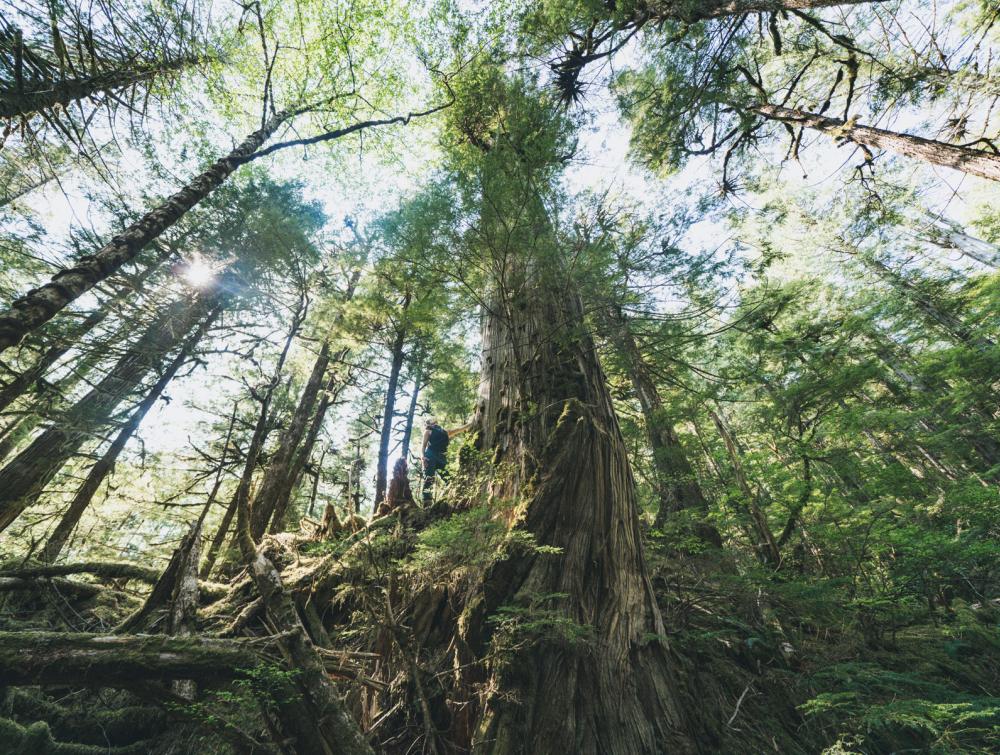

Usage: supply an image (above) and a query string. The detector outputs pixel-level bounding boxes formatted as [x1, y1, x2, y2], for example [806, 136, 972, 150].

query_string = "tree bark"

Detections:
[753, 103, 1000, 182]
[0, 251, 168, 414]
[0, 288, 219, 532]
[0, 54, 201, 120]
[374, 293, 411, 507]
[465, 279, 697, 753]
[268, 367, 347, 534]
[606, 306, 721, 544]
[657, 0, 885, 21]
[39, 307, 216, 562]
[234, 438, 372, 754]
[0, 100, 445, 354]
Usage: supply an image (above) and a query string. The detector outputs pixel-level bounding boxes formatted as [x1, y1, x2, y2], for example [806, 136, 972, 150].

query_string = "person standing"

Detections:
[421, 416, 472, 503]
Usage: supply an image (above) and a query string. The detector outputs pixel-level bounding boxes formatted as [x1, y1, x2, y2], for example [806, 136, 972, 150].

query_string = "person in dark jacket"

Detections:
[421, 416, 471, 503]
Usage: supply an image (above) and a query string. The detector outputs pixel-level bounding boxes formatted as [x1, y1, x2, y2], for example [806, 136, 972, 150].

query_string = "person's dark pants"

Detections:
[423, 453, 447, 502]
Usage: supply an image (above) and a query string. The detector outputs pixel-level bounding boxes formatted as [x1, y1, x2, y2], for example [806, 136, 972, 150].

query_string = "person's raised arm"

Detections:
[422, 426, 431, 453]
[447, 421, 473, 439]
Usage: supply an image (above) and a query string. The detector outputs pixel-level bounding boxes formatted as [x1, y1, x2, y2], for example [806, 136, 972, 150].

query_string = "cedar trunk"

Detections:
[466, 280, 697, 753]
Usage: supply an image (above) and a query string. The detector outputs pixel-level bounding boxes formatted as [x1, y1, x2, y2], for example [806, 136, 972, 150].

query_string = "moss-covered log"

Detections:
[0, 632, 272, 687]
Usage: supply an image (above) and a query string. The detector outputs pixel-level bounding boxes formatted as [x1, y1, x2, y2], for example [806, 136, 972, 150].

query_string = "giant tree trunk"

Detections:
[753, 103, 1000, 182]
[374, 294, 411, 507]
[606, 306, 721, 544]
[39, 307, 217, 562]
[465, 279, 697, 753]
[0, 54, 201, 120]
[0, 288, 218, 532]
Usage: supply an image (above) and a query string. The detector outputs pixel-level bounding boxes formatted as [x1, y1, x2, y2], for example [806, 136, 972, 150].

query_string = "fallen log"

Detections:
[0, 561, 229, 600]
[0, 631, 275, 687]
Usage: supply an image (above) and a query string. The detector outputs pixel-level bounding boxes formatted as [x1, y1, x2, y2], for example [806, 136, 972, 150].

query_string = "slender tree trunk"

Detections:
[463, 278, 697, 752]
[0, 250, 167, 414]
[709, 408, 782, 566]
[679, 0, 883, 20]
[249, 342, 331, 540]
[400, 361, 423, 461]
[0, 109, 290, 354]
[39, 307, 217, 563]
[0, 54, 202, 120]
[269, 368, 347, 534]
[0, 171, 56, 209]
[0, 100, 439, 354]
[753, 103, 1000, 182]
[211, 303, 304, 569]
[921, 219, 1000, 270]
[374, 294, 411, 507]
[606, 306, 721, 544]
[258, 267, 362, 536]
[0, 288, 220, 532]
[862, 255, 992, 348]
[233, 434, 372, 754]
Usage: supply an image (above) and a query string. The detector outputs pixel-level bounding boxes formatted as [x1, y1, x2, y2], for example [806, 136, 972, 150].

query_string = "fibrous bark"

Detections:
[465, 278, 698, 753]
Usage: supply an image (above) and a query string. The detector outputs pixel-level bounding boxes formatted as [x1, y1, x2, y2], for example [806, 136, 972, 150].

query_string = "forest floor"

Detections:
[1, 496, 997, 754]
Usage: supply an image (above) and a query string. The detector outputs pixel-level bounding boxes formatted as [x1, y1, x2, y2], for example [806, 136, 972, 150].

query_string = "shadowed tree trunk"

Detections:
[39, 307, 218, 563]
[606, 305, 721, 545]
[0, 251, 168, 414]
[202, 300, 305, 575]
[463, 277, 699, 753]
[399, 359, 423, 461]
[0, 54, 202, 120]
[374, 292, 411, 507]
[0, 287, 221, 533]
[249, 342, 331, 540]
[754, 103, 1000, 182]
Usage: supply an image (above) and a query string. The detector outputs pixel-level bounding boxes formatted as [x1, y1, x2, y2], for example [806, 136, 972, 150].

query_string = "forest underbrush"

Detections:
[1, 491, 997, 755]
